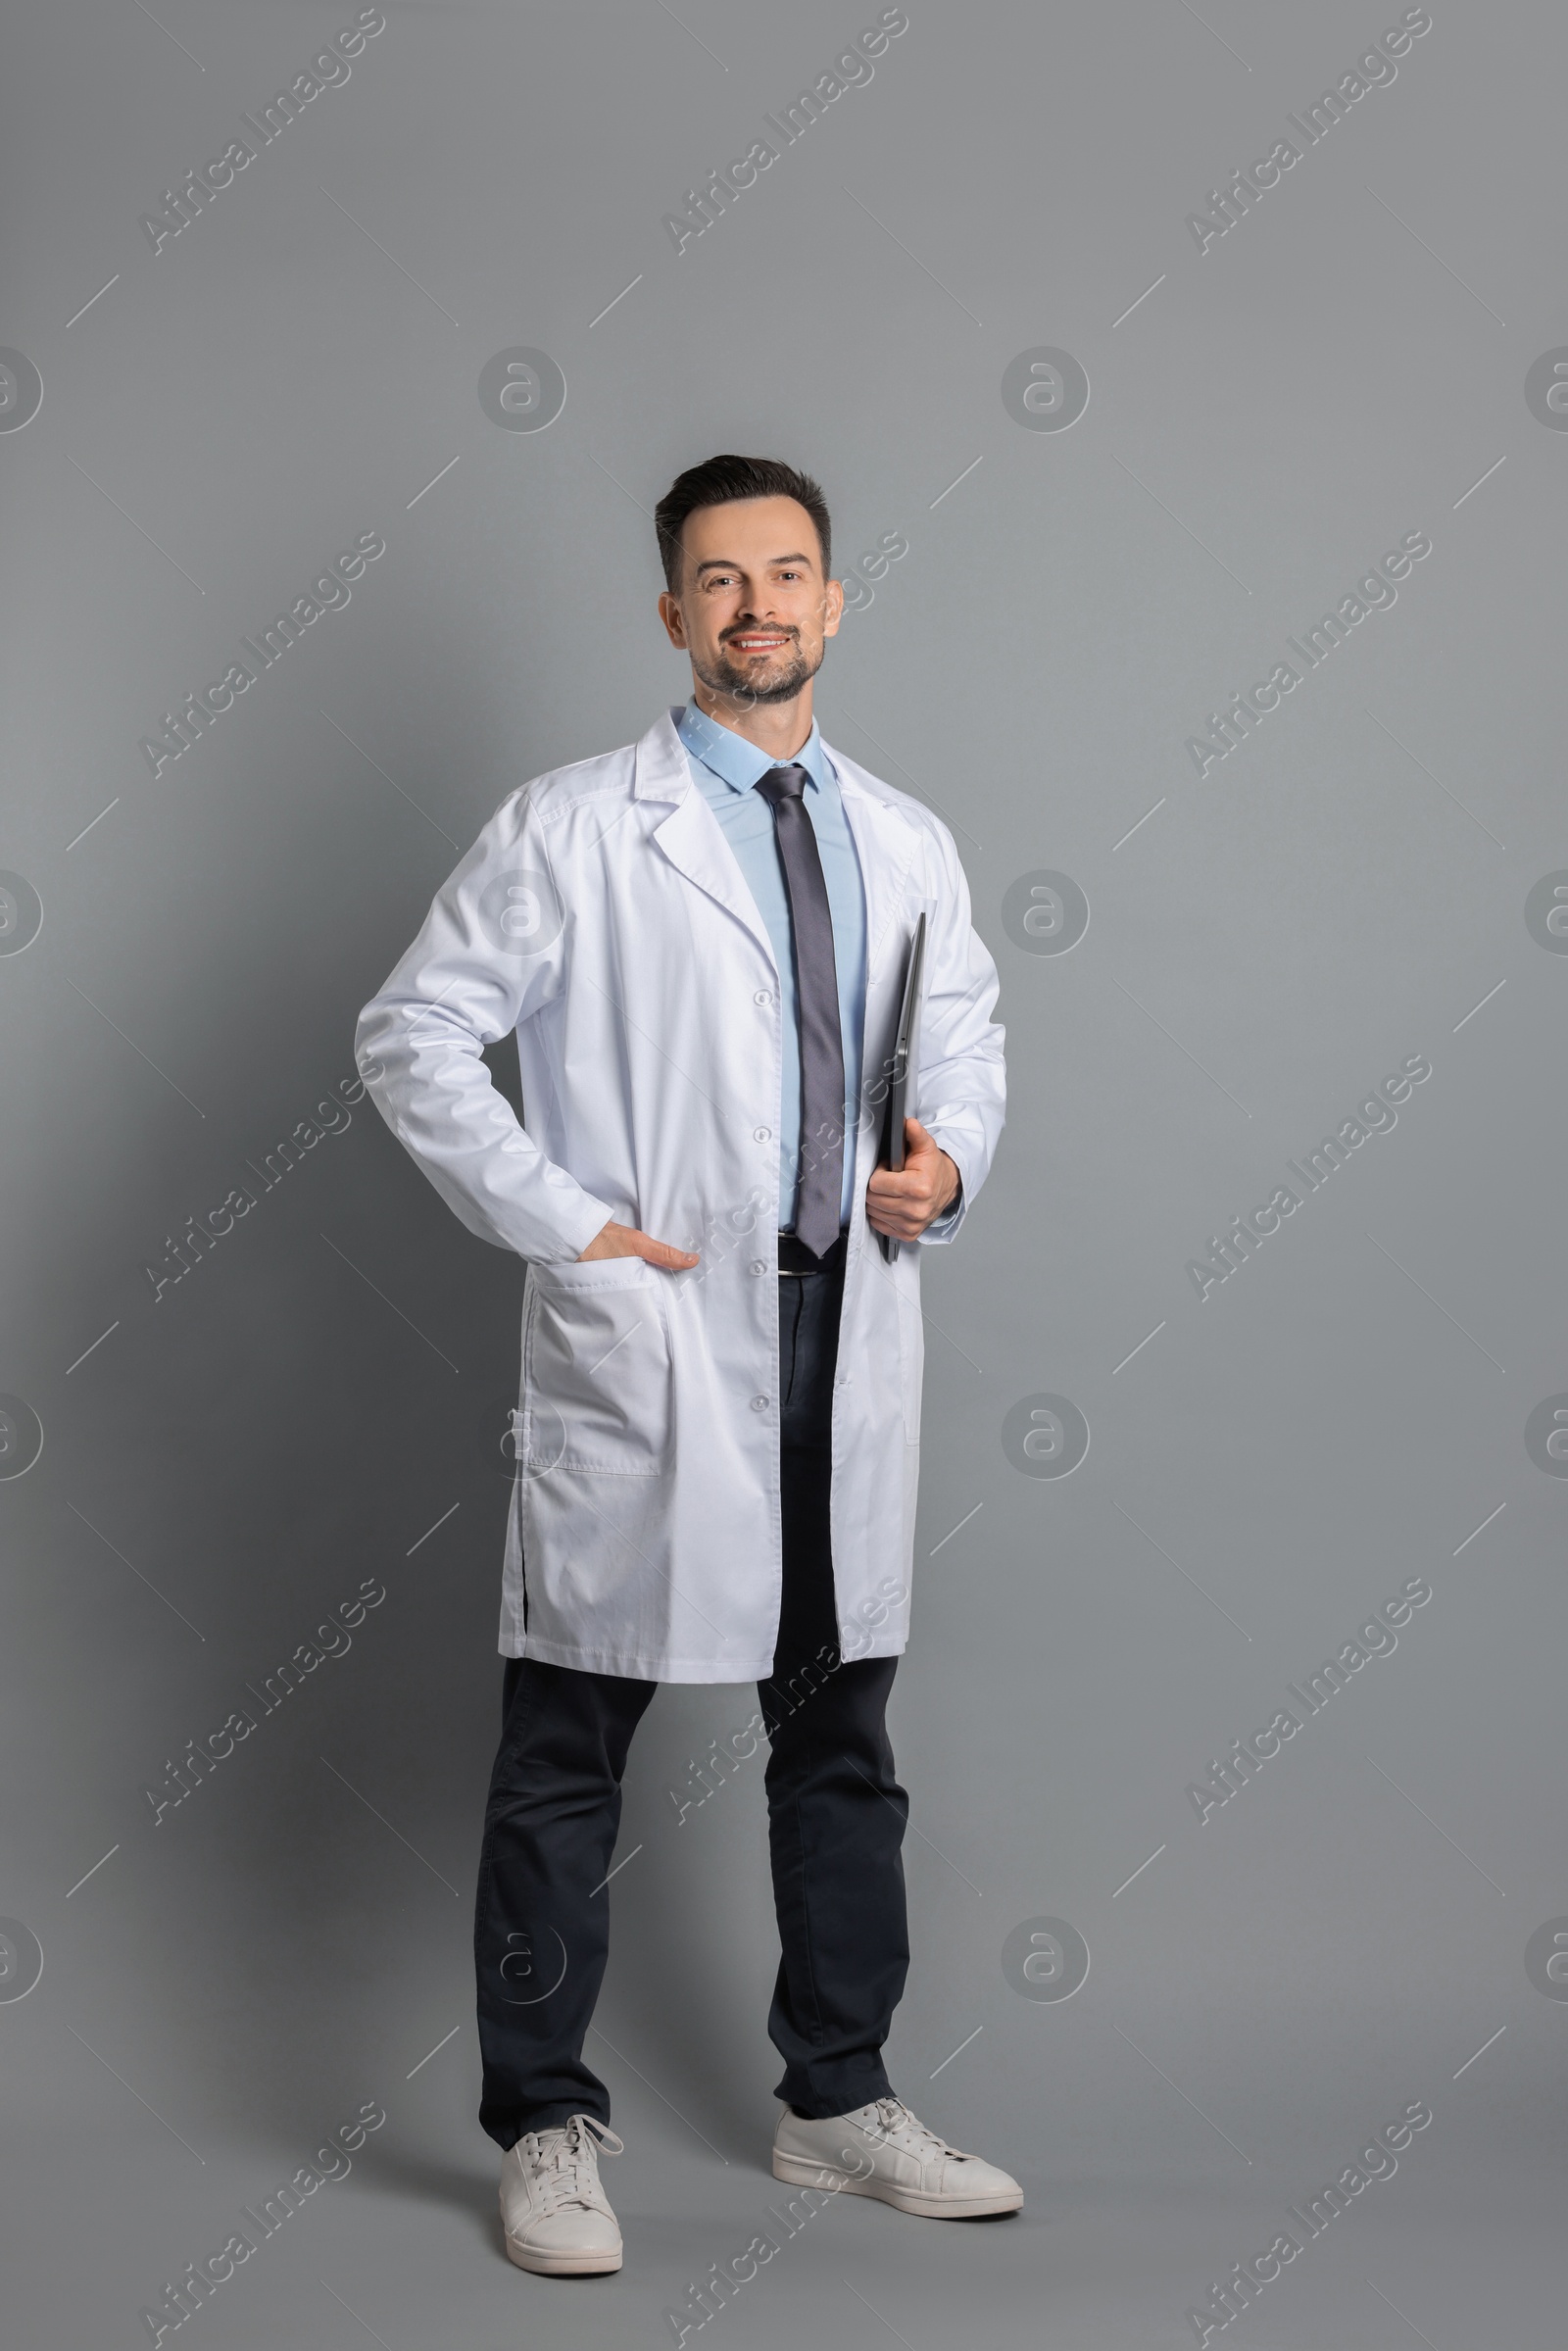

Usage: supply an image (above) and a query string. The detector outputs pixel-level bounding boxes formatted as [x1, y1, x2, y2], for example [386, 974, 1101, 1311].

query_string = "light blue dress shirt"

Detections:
[675, 702, 961, 1240]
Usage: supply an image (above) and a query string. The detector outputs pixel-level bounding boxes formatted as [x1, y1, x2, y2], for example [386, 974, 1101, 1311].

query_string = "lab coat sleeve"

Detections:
[354, 786, 616, 1265]
[913, 816, 1006, 1248]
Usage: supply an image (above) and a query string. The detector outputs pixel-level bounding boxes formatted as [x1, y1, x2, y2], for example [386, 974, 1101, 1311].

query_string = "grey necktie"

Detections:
[755, 763, 845, 1257]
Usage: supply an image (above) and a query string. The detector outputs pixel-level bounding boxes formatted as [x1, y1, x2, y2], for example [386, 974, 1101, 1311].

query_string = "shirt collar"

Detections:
[675, 702, 829, 797]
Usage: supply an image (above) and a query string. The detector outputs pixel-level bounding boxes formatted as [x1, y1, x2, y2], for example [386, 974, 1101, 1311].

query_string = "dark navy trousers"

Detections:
[473, 1237, 910, 2147]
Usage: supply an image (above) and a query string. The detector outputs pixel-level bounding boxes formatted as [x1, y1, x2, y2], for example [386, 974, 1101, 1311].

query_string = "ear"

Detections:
[657, 589, 688, 649]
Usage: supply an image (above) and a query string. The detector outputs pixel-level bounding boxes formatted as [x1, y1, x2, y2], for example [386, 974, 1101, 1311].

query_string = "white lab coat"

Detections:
[356, 709, 1004, 1681]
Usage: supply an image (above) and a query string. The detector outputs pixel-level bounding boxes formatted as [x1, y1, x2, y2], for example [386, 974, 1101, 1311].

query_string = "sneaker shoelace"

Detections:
[520, 2113, 624, 2217]
[864, 2097, 961, 2163]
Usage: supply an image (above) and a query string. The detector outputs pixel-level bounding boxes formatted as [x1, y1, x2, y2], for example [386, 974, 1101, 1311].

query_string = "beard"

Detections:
[690, 628, 824, 708]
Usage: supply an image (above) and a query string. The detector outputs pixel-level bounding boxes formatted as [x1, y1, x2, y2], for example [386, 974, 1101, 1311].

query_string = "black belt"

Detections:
[777, 1229, 848, 1275]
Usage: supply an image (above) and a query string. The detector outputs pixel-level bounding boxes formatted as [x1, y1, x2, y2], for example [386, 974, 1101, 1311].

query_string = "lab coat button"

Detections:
[750, 1259, 767, 1275]
[751, 1395, 769, 1411]
[754, 988, 772, 1006]
[754, 1126, 771, 1143]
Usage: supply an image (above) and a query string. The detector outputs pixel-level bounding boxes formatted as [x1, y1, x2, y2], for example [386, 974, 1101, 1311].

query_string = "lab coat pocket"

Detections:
[521, 1256, 672, 1474]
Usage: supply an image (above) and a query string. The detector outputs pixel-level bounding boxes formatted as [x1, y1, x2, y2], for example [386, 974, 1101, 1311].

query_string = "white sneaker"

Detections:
[500, 2113, 625, 2275]
[772, 2095, 1022, 2220]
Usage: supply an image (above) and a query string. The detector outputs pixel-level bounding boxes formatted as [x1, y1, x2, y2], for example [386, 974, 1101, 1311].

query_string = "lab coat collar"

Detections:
[641, 709, 777, 974]
[633, 708, 695, 801]
[636, 709, 923, 992]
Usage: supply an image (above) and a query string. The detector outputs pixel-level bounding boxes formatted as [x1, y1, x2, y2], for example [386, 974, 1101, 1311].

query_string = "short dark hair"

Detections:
[655, 454, 832, 592]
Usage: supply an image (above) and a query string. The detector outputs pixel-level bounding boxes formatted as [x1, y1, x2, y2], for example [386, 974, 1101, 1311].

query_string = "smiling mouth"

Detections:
[725, 632, 794, 652]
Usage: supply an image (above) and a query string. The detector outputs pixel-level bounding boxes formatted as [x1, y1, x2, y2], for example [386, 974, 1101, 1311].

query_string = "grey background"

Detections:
[2, 2, 1564, 2343]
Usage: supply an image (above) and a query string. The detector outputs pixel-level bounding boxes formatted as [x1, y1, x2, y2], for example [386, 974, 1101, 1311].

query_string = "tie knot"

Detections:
[757, 763, 808, 807]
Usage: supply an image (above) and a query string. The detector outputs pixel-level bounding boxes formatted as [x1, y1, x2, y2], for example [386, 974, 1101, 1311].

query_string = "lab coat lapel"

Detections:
[636, 709, 779, 977]
[828, 745, 927, 985]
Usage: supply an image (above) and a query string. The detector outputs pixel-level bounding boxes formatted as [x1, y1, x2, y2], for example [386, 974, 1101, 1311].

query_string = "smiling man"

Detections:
[356, 454, 1013, 2278]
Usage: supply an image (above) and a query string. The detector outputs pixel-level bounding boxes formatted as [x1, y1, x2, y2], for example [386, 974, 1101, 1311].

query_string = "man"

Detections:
[356, 454, 1012, 2278]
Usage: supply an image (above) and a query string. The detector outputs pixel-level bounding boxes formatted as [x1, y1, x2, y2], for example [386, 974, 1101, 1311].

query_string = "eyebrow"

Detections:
[693, 551, 816, 574]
